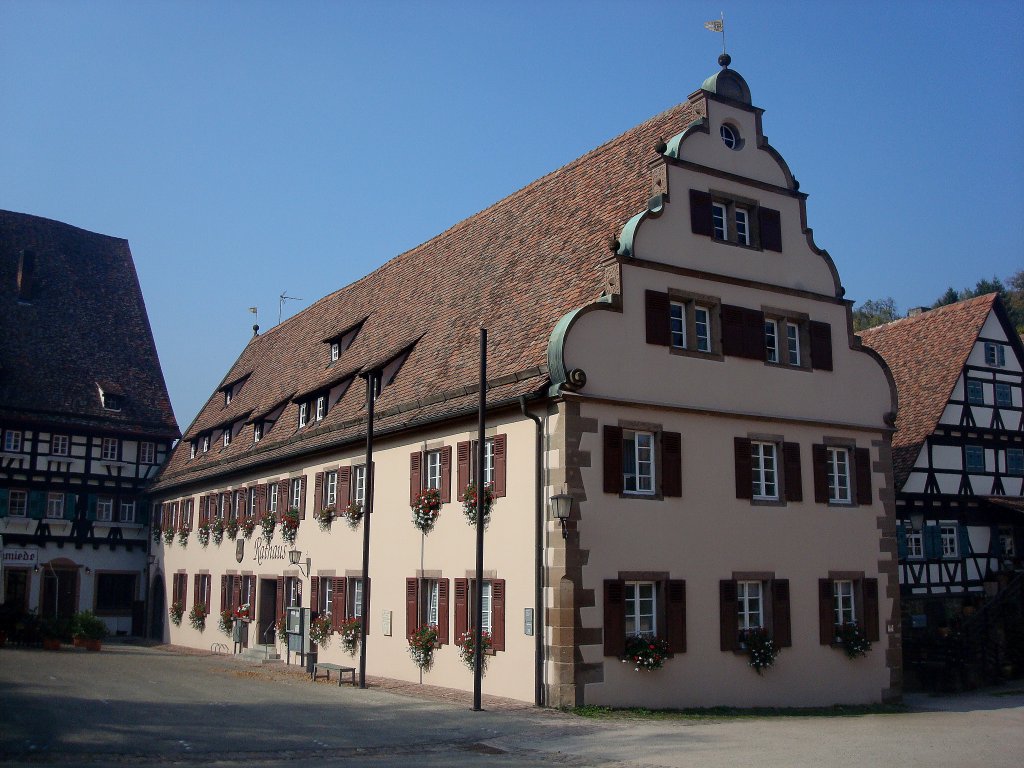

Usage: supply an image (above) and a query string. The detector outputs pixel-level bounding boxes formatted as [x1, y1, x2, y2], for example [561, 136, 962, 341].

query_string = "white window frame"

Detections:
[254, 423, 262, 443]
[97, 496, 114, 522]
[470, 439, 496, 486]
[966, 379, 984, 405]
[624, 580, 657, 637]
[202, 435, 210, 453]
[268, 483, 279, 514]
[985, 342, 1006, 367]
[315, 395, 326, 421]
[353, 465, 366, 504]
[827, 447, 852, 504]
[139, 441, 155, 464]
[751, 441, 778, 500]
[290, 478, 302, 510]
[712, 202, 728, 240]
[965, 445, 985, 472]
[469, 579, 493, 634]
[330, 342, 340, 362]
[833, 579, 856, 627]
[349, 578, 363, 620]
[224, 389, 232, 406]
[735, 207, 750, 245]
[720, 123, 738, 149]
[298, 402, 308, 428]
[248, 490, 258, 517]
[8, 489, 27, 517]
[119, 499, 136, 523]
[420, 578, 440, 627]
[737, 580, 764, 631]
[223, 429, 232, 447]
[190, 442, 197, 459]
[906, 529, 924, 558]
[764, 319, 779, 363]
[786, 323, 801, 367]
[46, 492, 64, 519]
[325, 470, 338, 507]
[286, 576, 301, 608]
[940, 525, 959, 558]
[694, 305, 711, 352]
[622, 429, 656, 495]
[51, 434, 69, 456]
[670, 301, 687, 349]
[4, 430, 23, 453]
[425, 450, 442, 491]
[101, 437, 119, 461]
[319, 577, 333, 616]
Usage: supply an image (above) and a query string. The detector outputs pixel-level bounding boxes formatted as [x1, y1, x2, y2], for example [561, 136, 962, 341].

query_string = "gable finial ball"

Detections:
[718, 53, 731, 68]
[654, 140, 667, 154]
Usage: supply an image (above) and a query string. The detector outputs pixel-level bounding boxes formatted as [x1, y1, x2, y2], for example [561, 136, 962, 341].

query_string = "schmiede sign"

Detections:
[252, 540, 288, 565]
[2, 548, 39, 566]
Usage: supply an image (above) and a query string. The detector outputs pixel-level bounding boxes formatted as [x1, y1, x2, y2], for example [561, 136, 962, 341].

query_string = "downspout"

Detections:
[519, 395, 544, 707]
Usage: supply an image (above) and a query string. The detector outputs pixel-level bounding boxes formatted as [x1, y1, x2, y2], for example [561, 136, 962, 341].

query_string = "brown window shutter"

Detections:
[254, 485, 264, 517]
[491, 578, 506, 652]
[406, 577, 419, 639]
[734, 437, 752, 499]
[363, 578, 371, 635]
[299, 476, 307, 519]
[783, 442, 802, 502]
[314, 472, 324, 511]
[645, 290, 671, 346]
[720, 304, 745, 357]
[772, 579, 792, 648]
[437, 578, 450, 645]
[819, 579, 835, 645]
[758, 206, 782, 252]
[809, 320, 833, 371]
[666, 579, 686, 653]
[855, 448, 872, 505]
[812, 444, 830, 503]
[194, 574, 200, 608]
[232, 577, 242, 611]
[603, 425, 624, 494]
[863, 577, 880, 642]
[276, 576, 285, 623]
[689, 189, 714, 237]
[310, 578, 319, 617]
[440, 445, 452, 504]
[222, 492, 231, 519]
[188, 501, 195, 530]
[332, 577, 346, 631]
[338, 466, 351, 504]
[456, 441, 470, 500]
[237, 487, 247, 517]
[220, 575, 228, 612]
[603, 579, 626, 656]
[720, 580, 738, 651]
[662, 431, 682, 497]
[410, 452, 422, 505]
[454, 578, 468, 642]
[743, 308, 767, 360]
[277, 480, 288, 521]
[493, 434, 507, 498]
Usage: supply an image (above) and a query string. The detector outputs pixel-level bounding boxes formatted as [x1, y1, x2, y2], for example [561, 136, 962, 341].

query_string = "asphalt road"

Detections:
[1, 644, 1022, 767]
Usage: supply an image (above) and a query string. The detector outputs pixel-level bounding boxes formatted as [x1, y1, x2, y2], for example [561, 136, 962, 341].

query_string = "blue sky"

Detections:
[3, 1, 1022, 429]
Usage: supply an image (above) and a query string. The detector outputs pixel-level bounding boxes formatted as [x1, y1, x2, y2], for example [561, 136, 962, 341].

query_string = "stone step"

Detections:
[241, 644, 281, 663]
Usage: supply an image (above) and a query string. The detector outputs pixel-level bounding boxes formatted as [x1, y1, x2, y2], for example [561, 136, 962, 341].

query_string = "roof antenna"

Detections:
[278, 292, 302, 325]
[704, 12, 727, 60]
[249, 306, 259, 336]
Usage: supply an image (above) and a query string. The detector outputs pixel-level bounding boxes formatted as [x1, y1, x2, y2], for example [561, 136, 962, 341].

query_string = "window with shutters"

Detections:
[248, 489, 258, 518]
[268, 483, 279, 515]
[720, 574, 791, 652]
[834, 580, 855, 626]
[3, 430, 23, 453]
[467, 580, 492, 635]
[325, 471, 338, 507]
[348, 578, 363, 621]
[737, 581, 763, 632]
[172, 573, 188, 608]
[353, 465, 366, 504]
[906, 529, 923, 558]
[689, 189, 782, 252]
[453, 577, 505, 652]
[8, 489, 27, 517]
[97, 496, 114, 522]
[623, 430, 655, 495]
[625, 581, 656, 636]
[604, 575, 686, 657]
[965, 445, 985, 472]
[818, 574, 879, 647]
[827, 447, 851, 504]
[289, 478, 302, 511]
[812, 442, 870, 506]
[195, 574, 211, 614]
[457, 435, 507, 500]
[119, 499, 136, 523]
[425, 450, 442, 490]
[406, 577, 449, 644]
[940, 524, 959, 558]
[411, 446, 452, 504]
[46, 492, 64, 519]
[647, 289, 720, 357]
[995, 382, 1013, 407]
[603, 424, 682, 499]
[985, 342, 1006, 367]
[966, 379, 984, 405]
[318, 577, 333, 616]
[750, 442, 778, 501]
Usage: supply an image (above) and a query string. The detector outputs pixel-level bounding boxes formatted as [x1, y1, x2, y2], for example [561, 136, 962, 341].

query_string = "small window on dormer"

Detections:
[102, 393, 122, 411]
[190, 441, 197, 459]
[225, 389, 232, 406]
[223, 429, 232, 448]
[330, 342, 340, 362]
[985, 343, 1007, 367]
[202, 435, 210, 453]
[315, 395, 326, 421]
[298, 402, 308, 428]
[254, 422, 263, 443]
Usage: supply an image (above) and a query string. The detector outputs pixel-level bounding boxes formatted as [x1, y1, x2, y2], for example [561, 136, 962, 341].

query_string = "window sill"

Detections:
[669, 346, 725, 362]
[712, 237, 763, 252]
[763, 360, 812, 373]
[751, 498, 785, 507]
[620, 491, 663, 502]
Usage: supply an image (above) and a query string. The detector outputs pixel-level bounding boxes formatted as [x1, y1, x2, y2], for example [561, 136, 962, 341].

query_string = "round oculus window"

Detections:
[720, 124, 739, 150]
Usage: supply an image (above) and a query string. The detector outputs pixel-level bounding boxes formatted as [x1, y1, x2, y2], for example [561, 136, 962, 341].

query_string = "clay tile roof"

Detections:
[152, 99, 705, 492]
[0, 210, 179, 438]
[859, 293, 997, 488]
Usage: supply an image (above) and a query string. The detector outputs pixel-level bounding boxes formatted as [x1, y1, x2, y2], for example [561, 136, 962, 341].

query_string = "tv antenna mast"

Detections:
[278, 292, 302, 324]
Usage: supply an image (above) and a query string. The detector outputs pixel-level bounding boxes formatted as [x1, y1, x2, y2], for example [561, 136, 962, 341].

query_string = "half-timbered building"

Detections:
[151, 56, 899, 707]
[0, 211, 179, 635]
[861, 294, 1024, 682]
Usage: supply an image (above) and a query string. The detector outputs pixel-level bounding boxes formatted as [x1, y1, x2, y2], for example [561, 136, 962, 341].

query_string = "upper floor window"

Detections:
[1007, 448, 1024, 476]
[737, 580, 763, 632]
[325, 470, 338, 507]
[906, 529, 924, 558]
[966, 379, 984, 405]
[985, 342, 1006, 367]
[46, 492, 64, 519]
[330, 342, 340, 362]
[720, 123, 740, 149]
[940, 525, 959, 558]
[298, 402, 308, 428]
[51, 434, 69, 456]
[268, 483, 279, 514]
[224, 389, 232, 406]
[353, 464, 367, 505]
[8, 489, 27, 517]
[248, 489, 258, 518]
[694, 306, 711, 352]
[315, 395, 326, 422]
[833, 580, 856, 626]
[254, 423, 263, 443]
[999, 527, 1016, 557]
[120, 499, 136, 523]
[289, 478, 303, 510]
[202, 435, 210, 453]
[751, 441, 778, 501]
[649, 290, 718, 356]
[735, 207, 751, 246]
[4, 430, 23, 453]
[223, 429, 232, 448]
[689, 189, 782, 252]
[97, 496, 114, 522]
[140, 441, 156, 464]
[425, 450, 442, 490]
[764, 319, 779, 363]
[995, 383, 1012, 407]
[622, 429, 655, 495]
[101, 438, 119, 461]
[827, 447, 851, 504]
[625, 581, 656, 637]
[102, 393, 122, 411]
[965, 445, 985, 473]
[670, 302, 686, 349]
[712, 202, 728, 240]
[786, 324, 801, 367]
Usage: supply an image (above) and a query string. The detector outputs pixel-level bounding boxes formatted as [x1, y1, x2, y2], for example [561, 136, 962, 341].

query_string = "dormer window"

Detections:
[254, 422, 263, 442]
[689, 189, 782, 252]
[190, 441, 197, 459]
[330, 342, 340, 362]
[203, 435, 210, 453]
[102, 393, 122, 411]
[225, 390, 232, 406]
[298, 402, 308, 428]
[315, 395, 326, 421]
[223, 428, 232, 447]
[985, 343, 1006, 367]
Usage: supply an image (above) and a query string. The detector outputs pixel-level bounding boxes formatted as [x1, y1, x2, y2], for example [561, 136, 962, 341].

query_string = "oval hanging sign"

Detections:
[235, 539, 244, 564]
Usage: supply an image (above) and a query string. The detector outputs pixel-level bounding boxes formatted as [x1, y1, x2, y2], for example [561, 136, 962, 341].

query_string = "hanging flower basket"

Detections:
[836, 622, 871, 659]
[462, 482, 495, 529]
[177, 528, 190, 547]
[281, 508, 300, 545]
[343, 502, 363, 530]
[189, 604, 206, 632]
[411, 488, 442, 535]
[169, 600, 184, 626]
[163, 527, 175, 545]
[232, 604, 251, 622]
[314, 505, 335, 532]
[408, 624, 439, 671]
[196, 522, 211, 547]
[339, 618, 361, 656]
[225, 516, 240, 541]
[211, 517, 225, 545]
[309, 614, 333, 647]
[275, 617, 287, 644]
[259, 510, 276, 542]
[741, 628, 778, 675]
[218, 609, 233, 637]
[152, 526, 162, 543]
[457, 629, 492, 675]
[240, 516, 256, 540]
[622, 634, 670, 671]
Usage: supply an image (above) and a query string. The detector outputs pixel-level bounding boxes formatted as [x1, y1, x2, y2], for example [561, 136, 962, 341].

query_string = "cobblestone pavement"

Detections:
[1, 643, 1022, 767]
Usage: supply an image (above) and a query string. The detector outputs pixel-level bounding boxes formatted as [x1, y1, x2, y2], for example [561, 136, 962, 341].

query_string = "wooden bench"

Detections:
[311, 662, 356, 687]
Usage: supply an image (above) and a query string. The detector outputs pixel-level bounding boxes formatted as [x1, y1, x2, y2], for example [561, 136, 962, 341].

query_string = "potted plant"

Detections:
[408, 624, 439, 671]
[462, 482, 495, 529]
[225, 516, 240, 541]
[275, 617, 287, 644]
[71, 611, 108, 651]
[309, 614, 333, 647]
[152, 525, 162, 543]
[189, 603, 206, 632]
[315, 505, 336, 532]
[281, 508, 300, 544]
[40, 616, 63, 650]
[163, 527, 175, 545]
[169, 600, 184, 626]
[240, 516, 256, 540]
[741, 628, 778, 675]
[259, 510, 276, 542]
[343, 501, 363, 530]
[622, 634, 670, 672]
[211, 517, 225, 545]
[339, 617, 361, 656]
[411, 488, 442, 535]
[835, 622, 871, 659]
[218, 609, 234, 637]
[196, 521, 211, 547]
[177, 526, 190, 547]
[457, 629, 492, 675]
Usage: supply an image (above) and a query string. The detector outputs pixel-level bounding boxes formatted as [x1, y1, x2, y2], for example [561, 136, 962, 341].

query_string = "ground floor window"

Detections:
[624, 581, 656, 636]
[3, 568, 29, 611]
[96, 573, 136, 613]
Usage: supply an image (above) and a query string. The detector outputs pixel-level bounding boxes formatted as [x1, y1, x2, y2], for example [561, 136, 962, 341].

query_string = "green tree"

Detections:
[852, 297, 899, 331]
[933, 272, 1023, 333]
